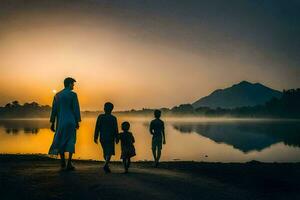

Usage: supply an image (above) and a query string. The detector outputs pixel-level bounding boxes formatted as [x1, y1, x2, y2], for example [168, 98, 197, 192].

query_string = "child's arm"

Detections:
[131, 133, 135, 143]
[162, 122, 166, 144]
[149, 121, 154, 135]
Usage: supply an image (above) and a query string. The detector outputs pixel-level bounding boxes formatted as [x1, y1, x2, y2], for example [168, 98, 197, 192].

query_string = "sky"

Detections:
[0, 0, 299, 110]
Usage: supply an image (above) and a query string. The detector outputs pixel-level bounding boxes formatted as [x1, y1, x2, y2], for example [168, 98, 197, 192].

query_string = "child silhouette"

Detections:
[94, 102, 119, 173]
[149, 110, 166, 167]
[119, 121, 136, 173]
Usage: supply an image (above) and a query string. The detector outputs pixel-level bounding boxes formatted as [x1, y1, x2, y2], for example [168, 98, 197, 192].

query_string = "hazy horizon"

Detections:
[1, 0, 299, 110]
[0, 80, 286, 112]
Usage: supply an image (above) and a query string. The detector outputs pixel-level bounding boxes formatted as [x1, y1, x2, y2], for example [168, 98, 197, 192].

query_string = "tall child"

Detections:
[149, 110, 166, 167]
[119, 121, 136, 173]
[94, 102, 119, 173]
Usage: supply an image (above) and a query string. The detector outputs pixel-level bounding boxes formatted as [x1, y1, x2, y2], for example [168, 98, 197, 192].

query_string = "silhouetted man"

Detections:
[49, 77, 81, 170]
[149, 110, 166, 167]
[94, 102, 119, 173]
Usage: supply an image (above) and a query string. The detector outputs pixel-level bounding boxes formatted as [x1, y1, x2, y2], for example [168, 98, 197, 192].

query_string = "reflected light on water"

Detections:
[0, 118, 300, 162]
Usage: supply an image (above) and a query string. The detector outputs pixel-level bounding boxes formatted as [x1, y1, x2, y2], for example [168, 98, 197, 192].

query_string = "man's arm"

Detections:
[73, 93, 81, 129]
[50, 96, 57, 132]
[94, 116, 100, 144]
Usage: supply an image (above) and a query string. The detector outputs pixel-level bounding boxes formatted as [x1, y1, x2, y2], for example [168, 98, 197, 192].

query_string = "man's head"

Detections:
[64, 77, 76, 90]
[154, 109, 161, 119]
[104, 102, 114, 114]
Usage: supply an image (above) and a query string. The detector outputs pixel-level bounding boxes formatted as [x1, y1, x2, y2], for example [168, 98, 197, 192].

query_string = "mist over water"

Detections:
[0, 117, 300, 162]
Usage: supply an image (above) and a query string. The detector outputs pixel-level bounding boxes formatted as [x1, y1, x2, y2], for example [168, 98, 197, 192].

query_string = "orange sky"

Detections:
[0, 1, 299, 110]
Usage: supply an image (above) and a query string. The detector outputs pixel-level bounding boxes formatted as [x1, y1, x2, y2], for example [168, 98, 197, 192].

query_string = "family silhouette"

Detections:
[49, 77, 166, 173]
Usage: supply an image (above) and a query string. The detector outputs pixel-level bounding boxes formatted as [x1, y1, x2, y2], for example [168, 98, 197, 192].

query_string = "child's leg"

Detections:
[123, 158, 129, 173]
[127, 158, 131, 169]
[152, 146, 157, 162]
[157, 149, 161, 163]
[122, 158, 127, 171]
[127, 158, 131, 168]
[104, 155, 111, 166]
[156, 139, 162, 165]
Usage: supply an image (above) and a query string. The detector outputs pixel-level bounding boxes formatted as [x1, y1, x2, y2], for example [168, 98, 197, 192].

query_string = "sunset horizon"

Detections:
[1, 1, 300, 200]
[1, 1, 299, 111]
[0, 79, 289, 112]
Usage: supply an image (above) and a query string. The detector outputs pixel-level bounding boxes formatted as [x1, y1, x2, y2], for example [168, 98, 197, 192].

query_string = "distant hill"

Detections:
[192, 81, 282, 109]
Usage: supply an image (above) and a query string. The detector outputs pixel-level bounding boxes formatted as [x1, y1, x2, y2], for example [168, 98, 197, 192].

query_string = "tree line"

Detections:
[0, 89, 299, 118]
[0, 101, 51, 118]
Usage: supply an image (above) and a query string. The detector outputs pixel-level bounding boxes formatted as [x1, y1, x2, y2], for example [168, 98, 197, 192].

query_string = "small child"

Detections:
[119, 121, 136, 173]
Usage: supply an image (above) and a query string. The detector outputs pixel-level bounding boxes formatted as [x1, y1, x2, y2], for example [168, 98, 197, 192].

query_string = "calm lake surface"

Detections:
[0, 117, 300, 162]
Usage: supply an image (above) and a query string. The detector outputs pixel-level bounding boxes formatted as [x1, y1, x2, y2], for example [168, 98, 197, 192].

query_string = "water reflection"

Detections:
[0, 119, 49, 134]
[1, 118, 300, 162]
[172, 120, 300, 152]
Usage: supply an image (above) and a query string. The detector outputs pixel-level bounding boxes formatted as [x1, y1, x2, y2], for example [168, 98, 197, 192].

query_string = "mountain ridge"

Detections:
[192, 81, 282, 109]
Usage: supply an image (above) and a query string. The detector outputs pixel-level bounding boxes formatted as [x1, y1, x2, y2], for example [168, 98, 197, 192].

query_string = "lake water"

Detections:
[0, 117, 300, 162]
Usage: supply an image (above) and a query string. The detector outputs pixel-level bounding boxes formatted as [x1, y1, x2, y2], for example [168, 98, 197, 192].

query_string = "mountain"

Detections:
[192, 81, 282, 109]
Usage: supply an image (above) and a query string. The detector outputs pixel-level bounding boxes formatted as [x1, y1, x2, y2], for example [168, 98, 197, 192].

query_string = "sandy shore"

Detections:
[0, 155, 299, 200]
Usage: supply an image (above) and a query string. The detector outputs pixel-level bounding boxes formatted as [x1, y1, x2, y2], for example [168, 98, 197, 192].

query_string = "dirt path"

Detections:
[0, 155, 299, 200]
